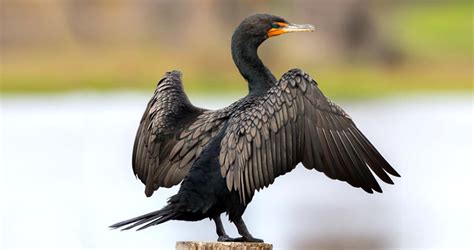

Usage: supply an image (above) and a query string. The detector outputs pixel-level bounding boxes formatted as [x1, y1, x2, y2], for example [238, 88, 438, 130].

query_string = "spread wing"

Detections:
[219, 69, 400, 203]
[133, 71, 230, 197]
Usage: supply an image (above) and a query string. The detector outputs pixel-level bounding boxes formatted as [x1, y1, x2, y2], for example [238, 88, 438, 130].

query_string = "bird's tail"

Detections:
[109, 205, 178, 231]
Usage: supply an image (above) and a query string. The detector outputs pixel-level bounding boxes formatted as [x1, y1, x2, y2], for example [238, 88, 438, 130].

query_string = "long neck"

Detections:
[231, 36, 276, 96]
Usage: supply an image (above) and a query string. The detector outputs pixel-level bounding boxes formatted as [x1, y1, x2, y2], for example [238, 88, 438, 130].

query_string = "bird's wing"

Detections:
[133, 71, 230, 197]
[219, 69, 400, 203]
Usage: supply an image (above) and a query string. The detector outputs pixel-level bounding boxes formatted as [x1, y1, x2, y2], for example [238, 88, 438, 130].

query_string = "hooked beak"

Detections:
[268, 23, 315, 37]
[282, 23, 315, 33]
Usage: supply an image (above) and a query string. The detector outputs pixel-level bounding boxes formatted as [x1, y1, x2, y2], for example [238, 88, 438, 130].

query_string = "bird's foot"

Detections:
[217, 235, 235, 242]
[232, 236, 264, 243]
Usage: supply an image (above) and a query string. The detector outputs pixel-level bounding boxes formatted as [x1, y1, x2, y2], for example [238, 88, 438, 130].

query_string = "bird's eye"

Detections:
[271, 23, 280, 29]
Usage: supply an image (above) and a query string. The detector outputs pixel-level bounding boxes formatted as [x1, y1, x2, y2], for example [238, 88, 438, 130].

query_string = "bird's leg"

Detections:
[213, 215, 234, 242]
[232, 216, 264, 242]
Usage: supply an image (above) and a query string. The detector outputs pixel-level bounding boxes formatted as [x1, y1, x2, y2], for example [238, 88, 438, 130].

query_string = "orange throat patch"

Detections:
[267, 22, 288, 37]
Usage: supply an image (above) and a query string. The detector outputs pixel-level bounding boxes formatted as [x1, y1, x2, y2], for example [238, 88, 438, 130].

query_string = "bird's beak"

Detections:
[268, 23, 315, 37]
[282, 23, 315, 33]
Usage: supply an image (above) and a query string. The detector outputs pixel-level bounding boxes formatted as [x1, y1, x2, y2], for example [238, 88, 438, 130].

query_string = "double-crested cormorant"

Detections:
[110, 13, 400, 242]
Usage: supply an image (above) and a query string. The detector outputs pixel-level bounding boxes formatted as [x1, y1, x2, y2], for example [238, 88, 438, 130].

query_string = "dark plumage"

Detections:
[110, 13, 400, 242]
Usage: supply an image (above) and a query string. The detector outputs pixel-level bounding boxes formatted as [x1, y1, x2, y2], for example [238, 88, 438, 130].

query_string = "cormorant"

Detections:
[110, 13, 400, 242]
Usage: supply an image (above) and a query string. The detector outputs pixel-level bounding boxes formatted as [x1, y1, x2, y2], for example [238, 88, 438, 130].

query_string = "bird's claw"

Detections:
[217, 235, 264, 243]
[232, 236, 264, 243]
[217, 235, 235, 242]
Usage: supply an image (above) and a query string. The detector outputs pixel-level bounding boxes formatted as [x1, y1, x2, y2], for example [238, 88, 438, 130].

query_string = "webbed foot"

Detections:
[217, 235, 235, 242]
[232, 236, 264, 243]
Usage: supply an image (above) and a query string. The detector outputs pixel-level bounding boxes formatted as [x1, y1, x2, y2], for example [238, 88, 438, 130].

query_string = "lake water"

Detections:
[0, 92, 472, 249]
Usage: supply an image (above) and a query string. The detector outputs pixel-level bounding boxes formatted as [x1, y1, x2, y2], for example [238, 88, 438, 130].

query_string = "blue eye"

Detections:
[271, 23, 280, 29]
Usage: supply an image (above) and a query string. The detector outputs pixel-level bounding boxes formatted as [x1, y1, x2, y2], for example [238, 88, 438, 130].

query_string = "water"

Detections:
[1, 92, 472, 249]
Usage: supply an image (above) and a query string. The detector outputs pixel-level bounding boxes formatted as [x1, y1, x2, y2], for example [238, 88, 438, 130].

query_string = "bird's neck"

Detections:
[231, 38, 276, 96]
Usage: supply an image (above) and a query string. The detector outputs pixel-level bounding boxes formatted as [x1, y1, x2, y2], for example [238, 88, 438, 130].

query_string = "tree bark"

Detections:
[176, 241, 273, 250]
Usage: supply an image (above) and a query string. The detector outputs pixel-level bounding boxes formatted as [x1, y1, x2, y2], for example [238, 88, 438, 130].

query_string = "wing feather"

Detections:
[133, 71, 231, 196]
[220, 69, 399, 203]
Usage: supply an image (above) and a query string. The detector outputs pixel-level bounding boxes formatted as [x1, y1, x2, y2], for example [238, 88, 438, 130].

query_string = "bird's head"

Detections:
[233, 13, 315, 46]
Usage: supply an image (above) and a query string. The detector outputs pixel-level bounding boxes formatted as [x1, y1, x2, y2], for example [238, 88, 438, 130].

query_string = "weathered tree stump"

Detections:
[176, 241, 273, 250]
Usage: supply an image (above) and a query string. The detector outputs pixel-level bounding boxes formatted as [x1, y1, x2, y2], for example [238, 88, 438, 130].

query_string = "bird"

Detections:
[110, 13, 400, 242]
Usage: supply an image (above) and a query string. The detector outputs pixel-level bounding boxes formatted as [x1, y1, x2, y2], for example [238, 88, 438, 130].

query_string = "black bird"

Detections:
[110, 13, 400, 242]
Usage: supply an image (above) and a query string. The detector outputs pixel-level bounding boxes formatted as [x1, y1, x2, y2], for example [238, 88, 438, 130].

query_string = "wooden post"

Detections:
[176, 241, 273, 250]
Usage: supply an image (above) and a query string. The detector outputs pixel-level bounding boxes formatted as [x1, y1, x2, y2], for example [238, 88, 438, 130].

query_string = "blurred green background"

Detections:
[1, 0, 472, 98]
